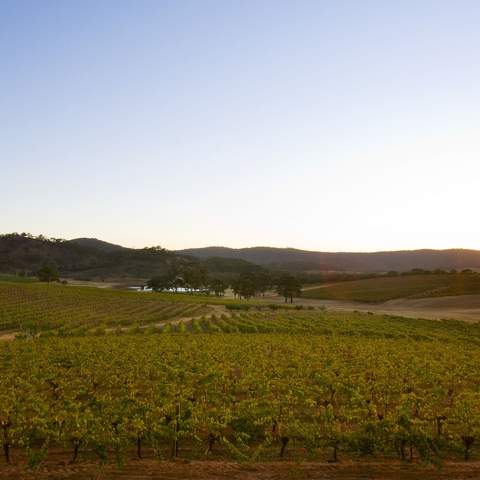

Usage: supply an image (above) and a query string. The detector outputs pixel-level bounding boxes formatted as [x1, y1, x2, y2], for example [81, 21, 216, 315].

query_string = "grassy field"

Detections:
[302, 273, 480, 302]
[0, 274, 37, 283]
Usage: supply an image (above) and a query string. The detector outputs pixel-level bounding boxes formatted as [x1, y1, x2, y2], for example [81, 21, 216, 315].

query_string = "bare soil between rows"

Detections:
[1, 459, 480, 479]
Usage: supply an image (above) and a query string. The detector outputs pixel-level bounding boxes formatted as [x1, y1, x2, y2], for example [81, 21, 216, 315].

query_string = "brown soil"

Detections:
[1, 459, 479, 480]
[0, 331, 17, 341]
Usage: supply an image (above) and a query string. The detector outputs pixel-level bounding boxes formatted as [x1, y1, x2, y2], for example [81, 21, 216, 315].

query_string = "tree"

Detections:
[37, 262, 59, 283]
[172, 276, 186, 292]
[182, 266, 207, 292]
[252, 271, 272, 296]
[232, 273, 257, 299]
[147, 274, 173, 292]
[208, 278, 227, 297]
[230, 271, 274, 299]
[276, 274, 302, 303]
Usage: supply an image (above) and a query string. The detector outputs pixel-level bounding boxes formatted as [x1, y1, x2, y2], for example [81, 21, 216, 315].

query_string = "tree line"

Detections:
[147, 267, 302, 303]
[30, 260, 302, 302]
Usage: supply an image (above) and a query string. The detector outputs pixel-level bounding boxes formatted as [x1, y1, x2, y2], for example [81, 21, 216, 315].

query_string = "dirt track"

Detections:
[0, 332, 17, 341]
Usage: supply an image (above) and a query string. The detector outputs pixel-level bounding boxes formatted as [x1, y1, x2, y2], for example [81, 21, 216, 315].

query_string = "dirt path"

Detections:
[1, 459, 479, 480]
[301, 283, 336, 291]
[0, 331, 17, 341]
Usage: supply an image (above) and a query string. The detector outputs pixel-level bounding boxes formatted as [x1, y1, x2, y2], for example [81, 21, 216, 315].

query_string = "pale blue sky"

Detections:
[2, 1, 480, 250]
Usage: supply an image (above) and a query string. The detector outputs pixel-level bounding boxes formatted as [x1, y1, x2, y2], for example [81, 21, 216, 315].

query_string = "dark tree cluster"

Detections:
[37, 262, 60, 282]
[275, 273, 302, 303]
[231, 272, 302, 302]
[147, 265, 229, 297]
[148, 268, 303, 302]
[1, 232, 65, 243]
[231, 272, 272, 299]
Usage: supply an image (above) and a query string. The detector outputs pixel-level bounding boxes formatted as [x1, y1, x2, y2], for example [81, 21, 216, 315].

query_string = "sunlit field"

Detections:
[302, 273, 480, 302]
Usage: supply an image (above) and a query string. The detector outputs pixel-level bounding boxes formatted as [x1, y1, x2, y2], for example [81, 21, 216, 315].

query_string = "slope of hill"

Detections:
[68, 237, 126, 253]
[302, 273, 480, 302]
[177, 246, 480, 273]
[0, 234, 109, 275]
[4, 233, 480, 280]
[0, 234, 263, 281]
[0, 234, 177, 279]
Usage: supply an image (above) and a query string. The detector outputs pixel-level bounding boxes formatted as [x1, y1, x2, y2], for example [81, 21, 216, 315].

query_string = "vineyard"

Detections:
[302, 273, 480, 302]
[0, 282, 212, 333]
[1, 281, 480, 476]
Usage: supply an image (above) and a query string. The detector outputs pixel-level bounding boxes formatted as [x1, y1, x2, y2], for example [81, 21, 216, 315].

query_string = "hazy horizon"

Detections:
[5, 231, 480, 254]
[2, 1, 480, 251]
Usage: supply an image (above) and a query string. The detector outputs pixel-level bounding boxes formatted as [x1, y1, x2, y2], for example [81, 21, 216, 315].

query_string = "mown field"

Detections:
[1, 280, 480, 477]
[302, 274, 480, 302]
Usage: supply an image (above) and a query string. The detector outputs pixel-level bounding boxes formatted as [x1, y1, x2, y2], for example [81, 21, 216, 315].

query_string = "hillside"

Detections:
[0, 234, 262, 281]
[4, 233, 480, 280]
[178, 246, 480, 273]
[302, 273, 480, 302]
[68, 237, 126, 253]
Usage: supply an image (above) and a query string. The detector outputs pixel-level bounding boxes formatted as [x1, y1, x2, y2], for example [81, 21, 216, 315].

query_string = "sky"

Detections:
[2, 0, 480, 251]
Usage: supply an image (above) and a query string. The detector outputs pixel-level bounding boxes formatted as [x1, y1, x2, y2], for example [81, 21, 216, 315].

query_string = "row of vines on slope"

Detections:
[0, 282, 211, 332]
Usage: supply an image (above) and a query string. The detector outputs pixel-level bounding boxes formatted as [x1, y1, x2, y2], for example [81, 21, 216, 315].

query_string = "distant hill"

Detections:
[3, 233, 480, 280]
[0, 234, 262, 281]
[68, 238, 126, 253]
[0, 234, 176, 280]
[176, 246, 480, 273]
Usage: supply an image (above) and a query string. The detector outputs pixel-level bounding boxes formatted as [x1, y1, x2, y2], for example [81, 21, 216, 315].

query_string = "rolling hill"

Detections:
[302, 273, 480, 302]
[0, 234, 261, 281]
[68, 237, 127, 253]
[3, 233, 480, 281]
[177, 246, 480, 273]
